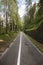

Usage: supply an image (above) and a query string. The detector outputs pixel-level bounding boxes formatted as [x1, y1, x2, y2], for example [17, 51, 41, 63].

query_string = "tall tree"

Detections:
[1, 0, 19, 32]
[24, 3, 36, 31]
[38, 0, 43, 16]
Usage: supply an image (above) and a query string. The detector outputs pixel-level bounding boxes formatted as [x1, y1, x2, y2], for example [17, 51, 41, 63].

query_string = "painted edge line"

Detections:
[17, 32, 22, 65]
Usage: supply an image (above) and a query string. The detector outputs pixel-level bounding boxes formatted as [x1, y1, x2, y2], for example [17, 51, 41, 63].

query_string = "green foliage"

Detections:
[0, 1, 2, 11]
[24, 1, 43, 32]
[23, 0, 43, 44]
[0, 31, 18, 42]
[38, 0, 43, 16]
[0, 0, 22, 33]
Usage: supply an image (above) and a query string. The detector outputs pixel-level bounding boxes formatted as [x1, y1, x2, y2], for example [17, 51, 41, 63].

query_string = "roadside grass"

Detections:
[27, 35, 43, 53]
[0, 31, 18, 54]
[0, 32, 18, 43]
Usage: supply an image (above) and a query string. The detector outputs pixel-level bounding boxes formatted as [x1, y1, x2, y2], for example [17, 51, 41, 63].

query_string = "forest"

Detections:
[23, 0, 43, 44]
[0, 0, 22, 52]
[0, 0, 43, 52]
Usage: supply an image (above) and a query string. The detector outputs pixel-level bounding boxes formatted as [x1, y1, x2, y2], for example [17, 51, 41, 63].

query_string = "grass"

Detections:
[0, 31, 18, 42]
[0, 31, 18, 54]
[27, 35, 43, 53]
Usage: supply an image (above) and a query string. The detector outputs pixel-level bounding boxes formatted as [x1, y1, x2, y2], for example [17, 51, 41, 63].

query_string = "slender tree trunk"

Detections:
[0, 22, 1, 34]
[6, 11, 8, 33]
[5, 0, 8, 33]
[12, 21, 14, 31]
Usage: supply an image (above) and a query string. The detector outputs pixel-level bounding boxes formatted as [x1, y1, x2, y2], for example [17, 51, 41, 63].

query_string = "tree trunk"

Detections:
[6, 11, 8, 33]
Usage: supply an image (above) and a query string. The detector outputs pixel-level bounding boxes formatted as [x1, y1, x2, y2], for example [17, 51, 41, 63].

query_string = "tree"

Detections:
[1, 0, 19, 33]
[24, 3, 36, 31]
[8, 0, 18, 31]
[0, 1, 2, 12]
[38, 0, 43, 16]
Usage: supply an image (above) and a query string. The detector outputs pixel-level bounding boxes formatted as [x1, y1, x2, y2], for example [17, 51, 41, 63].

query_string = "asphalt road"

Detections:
[20, 32, 43, 65]
[0, 32, 43, 65]
[0, 34, 20, 65]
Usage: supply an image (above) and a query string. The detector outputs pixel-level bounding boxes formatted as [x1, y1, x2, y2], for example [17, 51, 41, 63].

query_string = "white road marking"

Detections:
[17, 32, 22, 65]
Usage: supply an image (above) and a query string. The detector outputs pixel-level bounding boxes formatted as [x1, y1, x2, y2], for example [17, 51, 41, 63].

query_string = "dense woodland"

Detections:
[0, 0, 22, 34]
[0, 0, 23, 52]
[23, 0, 43, 43]
[0, 0, 43, 44]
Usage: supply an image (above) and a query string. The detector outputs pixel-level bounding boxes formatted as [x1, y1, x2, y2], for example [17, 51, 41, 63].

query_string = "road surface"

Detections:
[20, 32, 43, 65]
[0, 32, 43, 65]
[0, 34, 20, 65]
